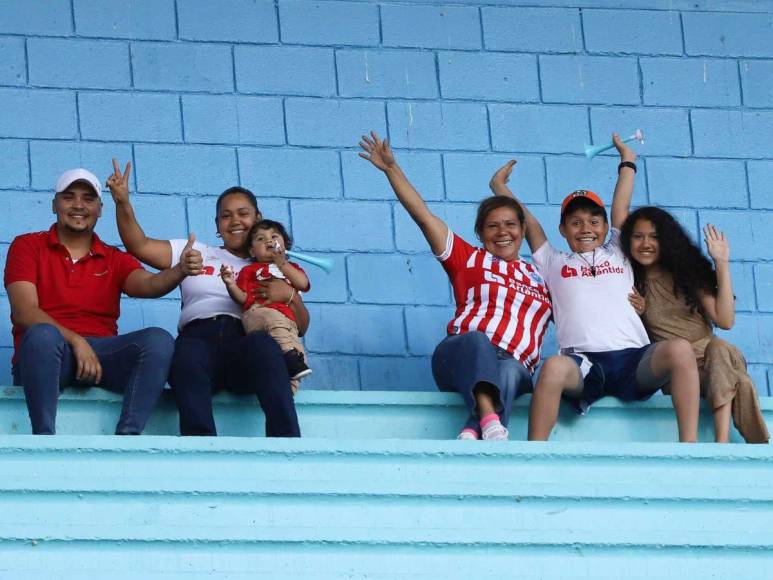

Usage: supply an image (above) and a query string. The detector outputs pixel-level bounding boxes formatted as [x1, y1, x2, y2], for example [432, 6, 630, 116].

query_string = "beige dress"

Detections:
[642, 274, 769, 443]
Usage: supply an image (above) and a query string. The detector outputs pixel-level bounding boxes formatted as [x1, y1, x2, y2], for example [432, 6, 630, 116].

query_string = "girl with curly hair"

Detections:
[621, 207, 768, 443]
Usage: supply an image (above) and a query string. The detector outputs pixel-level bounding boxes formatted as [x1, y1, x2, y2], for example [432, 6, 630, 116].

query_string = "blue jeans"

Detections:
[13, 323, 174, 435]
[432, 332, 533, 434]
[168, 315, 300, 437]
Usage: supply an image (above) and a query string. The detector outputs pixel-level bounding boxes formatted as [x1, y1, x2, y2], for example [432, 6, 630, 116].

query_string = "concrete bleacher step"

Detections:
[0, 437, 772, 578]
[2, 386, 772, 442]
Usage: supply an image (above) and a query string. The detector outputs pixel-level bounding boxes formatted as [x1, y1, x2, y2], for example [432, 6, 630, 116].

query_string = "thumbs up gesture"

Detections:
[180, 233, 203, 276]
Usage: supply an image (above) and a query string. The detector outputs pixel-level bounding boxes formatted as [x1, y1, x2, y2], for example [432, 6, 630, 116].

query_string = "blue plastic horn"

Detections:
[585, 129, 644, 159]
[286, 250, 334, 274]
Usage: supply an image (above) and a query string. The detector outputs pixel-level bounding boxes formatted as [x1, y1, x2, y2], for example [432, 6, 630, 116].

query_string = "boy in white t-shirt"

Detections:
[490, 134, 700, 442]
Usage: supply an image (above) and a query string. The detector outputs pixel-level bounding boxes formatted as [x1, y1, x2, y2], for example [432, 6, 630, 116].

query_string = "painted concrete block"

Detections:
[0, 38, 26, 86]
[394, 202, 477, 253]
[483, 7, 582, 53]
[0, 193, 67, 242]
[103, 194, 189, 246]
[490, 104, 588, 154]
[299, 253, 347, 303]
[692, 110, 773, 158]
[29, 141, 133, 192]
[280, 0, 379, 46]
[741, 60, 773, 108]
[0, 0, 70, 35]
[658, 208, 700, 244]
[716, 313, 773, 364]
[0, 301, 13, 348]
[140, 299, 182, 336]
[540, 55, 640, 105]
[405, 306, 455, 356]
[756, 264, 773, 313]
[590, 107, 691, 157]
[341, 150, 444, 201]
[647, 158, 747, 209]
[698, 210, 771, 261]
[382, 4, 480, 50]
[684, 12, 773, 57]
[0, 140, 29, 189]
[337, 50, 438, 99]
[359, 356, 434, 391]
[304, 304, 406, 355]
[444, 153, 546, 203]
[546, 156, 648, 208]
[131, 43, 234, 92]
[348, 254, 450, 305]
[285, 98, 386, 147]
[182, 95, 285, 145]
[291, 201, 392, 251]
[178, 0, 277, 42]
[28, 38, 130, 90]
[641, 58, 740, 107]
[74, 0, 176, 40]
[235, 46, 336, 96]
[238, 148, 341, 199]
[724, 262, 754, 313]
[79, 92, 181, 142]
[748, 161, 773, 209]
[301, 355, 361, 390]
[0, 89, 76, 139]
[134, 144, 237, 195]
[388, 101, 489, 151]
[439, 52, 539, 102]
[583, 9, 682, 55]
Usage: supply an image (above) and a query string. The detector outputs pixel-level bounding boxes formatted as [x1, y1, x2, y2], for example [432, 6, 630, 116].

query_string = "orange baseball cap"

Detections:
[560, 189, 604, 216]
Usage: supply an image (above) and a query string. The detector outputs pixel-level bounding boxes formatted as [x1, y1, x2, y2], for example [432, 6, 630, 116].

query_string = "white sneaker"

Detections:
[481, 420, 509, 441]
[457, 430, 478, 441]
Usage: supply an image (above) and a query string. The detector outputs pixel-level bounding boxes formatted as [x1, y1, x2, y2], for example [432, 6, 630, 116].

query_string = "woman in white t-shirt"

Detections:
[107, 160, 308, 436]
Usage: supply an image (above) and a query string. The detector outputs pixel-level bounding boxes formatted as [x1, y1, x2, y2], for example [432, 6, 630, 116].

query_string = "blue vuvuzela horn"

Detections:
[285, 250, 334, 274]
[585, 129, 644, 159]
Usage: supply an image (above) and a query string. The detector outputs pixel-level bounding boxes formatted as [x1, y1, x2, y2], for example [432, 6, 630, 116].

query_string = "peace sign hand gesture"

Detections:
[106, 158, 132, 205]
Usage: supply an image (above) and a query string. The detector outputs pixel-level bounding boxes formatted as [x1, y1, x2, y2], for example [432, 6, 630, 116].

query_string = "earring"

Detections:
[215, 232, 222, 238]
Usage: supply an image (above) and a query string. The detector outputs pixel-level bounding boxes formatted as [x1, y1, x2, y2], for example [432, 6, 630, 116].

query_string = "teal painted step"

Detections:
[1, 386, 772, 442]
[1, 437, 772, 579]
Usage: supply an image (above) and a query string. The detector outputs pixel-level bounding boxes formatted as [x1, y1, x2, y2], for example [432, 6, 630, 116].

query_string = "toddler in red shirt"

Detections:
[221, 220, 311, 393]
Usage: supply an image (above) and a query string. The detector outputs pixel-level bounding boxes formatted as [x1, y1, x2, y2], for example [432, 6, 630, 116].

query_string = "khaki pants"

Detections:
[242, 305, 307, 394]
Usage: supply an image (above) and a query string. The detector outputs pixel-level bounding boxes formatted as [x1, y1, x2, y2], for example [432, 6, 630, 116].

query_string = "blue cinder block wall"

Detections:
[1, 0, 772, 394]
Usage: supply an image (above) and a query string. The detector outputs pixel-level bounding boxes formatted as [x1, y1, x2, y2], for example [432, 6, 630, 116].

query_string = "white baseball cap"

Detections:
[55, 168, 102, 198]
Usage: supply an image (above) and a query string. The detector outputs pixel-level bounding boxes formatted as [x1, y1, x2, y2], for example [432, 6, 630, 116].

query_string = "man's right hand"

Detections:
[107, 158, 132, 205]
[70, 335, 102, 384]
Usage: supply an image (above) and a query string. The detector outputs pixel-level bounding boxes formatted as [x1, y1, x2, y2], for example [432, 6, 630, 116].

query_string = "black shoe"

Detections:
[284, 348, 312, 380]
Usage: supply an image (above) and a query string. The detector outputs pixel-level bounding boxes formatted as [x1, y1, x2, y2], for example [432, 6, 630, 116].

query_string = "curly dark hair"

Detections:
[620, 206, 717, 314]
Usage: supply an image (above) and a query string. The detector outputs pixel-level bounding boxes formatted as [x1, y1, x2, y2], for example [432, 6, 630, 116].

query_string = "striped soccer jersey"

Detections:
[437, 231, 552, 373]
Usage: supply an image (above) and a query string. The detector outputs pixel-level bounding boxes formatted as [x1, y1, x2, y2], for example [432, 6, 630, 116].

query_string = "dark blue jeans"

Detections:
[168, 315, 300, 437]
[432, 331, 533, 434]
[13, 323, 174, 435]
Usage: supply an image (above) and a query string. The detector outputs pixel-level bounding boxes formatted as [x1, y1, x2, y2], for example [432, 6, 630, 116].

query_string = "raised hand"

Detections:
[180, 233, 203, 276]
[703, 224, 730, 263]
[106, 158, 132, 204]
[490, 159, 517, 192]
[358, 131, 396, 172]
[628, 287, 646, 316]
[612, 133, 637, 163]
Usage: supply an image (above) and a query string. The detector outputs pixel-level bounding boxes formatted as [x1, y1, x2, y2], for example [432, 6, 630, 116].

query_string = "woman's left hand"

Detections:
[704, 223, 730, 263]
[628, 287, 646, 315]
[254, 278, 292, 305]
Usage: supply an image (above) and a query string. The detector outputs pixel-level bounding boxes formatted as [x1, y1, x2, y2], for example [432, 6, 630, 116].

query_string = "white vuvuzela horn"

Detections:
[285, 250, 334, 274]
[584, 129, 644, 159]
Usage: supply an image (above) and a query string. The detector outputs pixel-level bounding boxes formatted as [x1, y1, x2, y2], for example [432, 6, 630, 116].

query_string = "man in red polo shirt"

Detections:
[4, 168, 197, 435]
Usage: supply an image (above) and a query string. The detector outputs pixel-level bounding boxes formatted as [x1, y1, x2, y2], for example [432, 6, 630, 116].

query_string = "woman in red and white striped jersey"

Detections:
[360, 132, 552, 441]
